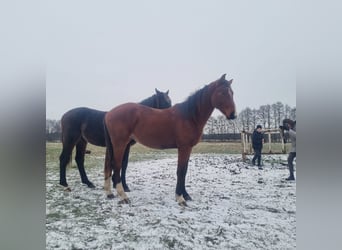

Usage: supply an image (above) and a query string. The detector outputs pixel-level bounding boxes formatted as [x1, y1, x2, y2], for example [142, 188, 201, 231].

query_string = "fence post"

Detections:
[241, 132, 246, 161]
[268, 133, 272, 153]
[247, 133, 252, 154]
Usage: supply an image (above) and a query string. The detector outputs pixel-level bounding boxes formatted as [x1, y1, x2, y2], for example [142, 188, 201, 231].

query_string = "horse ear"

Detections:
[166, 90, 169, 95]
[220, 74, 226, 80]
[155, 88, 160, 94]
[228, 79, 233, 84]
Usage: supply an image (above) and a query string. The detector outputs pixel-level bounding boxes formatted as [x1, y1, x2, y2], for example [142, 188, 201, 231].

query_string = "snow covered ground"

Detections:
[46, 154, 296, 250]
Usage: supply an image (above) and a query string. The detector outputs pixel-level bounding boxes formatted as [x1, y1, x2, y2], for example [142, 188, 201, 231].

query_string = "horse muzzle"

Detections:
[227, 112, 237, 120]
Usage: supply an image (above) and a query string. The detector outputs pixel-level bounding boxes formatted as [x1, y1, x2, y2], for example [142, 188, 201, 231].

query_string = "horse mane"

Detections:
[139, 94, 157, 107]
[176, 85, 209, 121]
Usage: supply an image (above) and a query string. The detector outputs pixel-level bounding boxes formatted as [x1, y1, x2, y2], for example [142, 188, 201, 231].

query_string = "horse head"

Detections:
[155, 88, 172, 109]
[211, 74, 237, 120]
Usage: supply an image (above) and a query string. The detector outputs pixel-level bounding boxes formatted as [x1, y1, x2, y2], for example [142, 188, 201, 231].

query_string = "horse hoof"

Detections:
[124, 187, 131, 192]
[176, 194, 187, 206]
[118, 198, 130, 204]
[87, 183, 96, 189]
[61, 185, 71, 192]
[178, 201, 187, 207]
[183, 194, 192, 201]
[107, 194, 115, 199]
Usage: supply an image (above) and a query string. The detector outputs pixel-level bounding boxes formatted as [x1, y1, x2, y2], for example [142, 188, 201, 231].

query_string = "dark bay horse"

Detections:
[104, 74, 236, 205]
[59, 89, 171, 191]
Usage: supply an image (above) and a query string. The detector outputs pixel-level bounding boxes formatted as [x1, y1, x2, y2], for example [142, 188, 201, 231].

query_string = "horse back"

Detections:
[105, 103, 202, 149]
[61, 107, 107, 146]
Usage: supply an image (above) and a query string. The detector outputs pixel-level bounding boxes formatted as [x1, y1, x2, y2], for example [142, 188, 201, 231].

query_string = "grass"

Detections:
[46, 141, 289, 167]
[46, 141, 243, 157]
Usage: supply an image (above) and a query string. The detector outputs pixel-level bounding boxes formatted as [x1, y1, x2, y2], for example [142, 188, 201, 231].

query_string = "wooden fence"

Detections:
[240, 128, 286, 161]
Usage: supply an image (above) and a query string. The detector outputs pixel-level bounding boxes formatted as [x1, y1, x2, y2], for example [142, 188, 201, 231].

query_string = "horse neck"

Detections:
[139, 95, 157, 108]
[194, 86, 215, 129]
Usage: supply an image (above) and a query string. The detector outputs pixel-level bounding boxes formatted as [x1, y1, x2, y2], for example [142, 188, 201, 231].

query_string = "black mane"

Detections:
[176, 85, 209, 121]
[139, 94, 157, 107]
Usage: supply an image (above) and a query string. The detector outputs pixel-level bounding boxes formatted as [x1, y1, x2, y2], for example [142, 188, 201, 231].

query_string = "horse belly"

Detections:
[82, 124, 106, 147]
[132, 132, 176, 149]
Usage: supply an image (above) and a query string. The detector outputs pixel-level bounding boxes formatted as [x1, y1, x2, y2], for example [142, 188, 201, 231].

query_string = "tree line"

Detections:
[204, 102, 296, 134]
[46, 101, 296, 141]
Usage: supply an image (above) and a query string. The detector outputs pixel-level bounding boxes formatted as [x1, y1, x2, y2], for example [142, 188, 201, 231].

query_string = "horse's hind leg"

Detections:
[112, 143, 130, 203]
[112, 144, 131, 192]
[75, 138, 95, 188]
[104, 145, 130, 203]
[59, 136, 79, 190]
[59, 119, 82, 190]
[59, 145, 72, 189]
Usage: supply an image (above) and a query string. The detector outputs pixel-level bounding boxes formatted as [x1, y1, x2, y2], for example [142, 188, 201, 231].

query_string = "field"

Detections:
[46, 142, 296, 249]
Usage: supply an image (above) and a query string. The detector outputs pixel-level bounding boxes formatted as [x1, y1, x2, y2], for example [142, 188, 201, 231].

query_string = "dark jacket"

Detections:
[252, 130, 264, 149]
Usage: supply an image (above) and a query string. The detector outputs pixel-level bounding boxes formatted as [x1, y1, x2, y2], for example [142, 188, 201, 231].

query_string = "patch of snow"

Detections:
[46, 154, 295, 249]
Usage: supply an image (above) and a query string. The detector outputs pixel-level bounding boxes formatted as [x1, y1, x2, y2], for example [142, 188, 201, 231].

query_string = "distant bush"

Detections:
[46, 132, 61, 142]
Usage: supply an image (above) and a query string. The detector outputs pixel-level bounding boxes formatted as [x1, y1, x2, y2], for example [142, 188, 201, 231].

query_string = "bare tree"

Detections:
[204, 116, 215, 134]
[258, 105, 268, 129]
[271, 103, 278, 128]
[251, 108, 259, 129]
[228, 119, 238, 133]
[218, 115, 229, 133]
[290, 107, 296, 121]
[265, 104, 271, 129]
[237, 109, 246, 132]
[46, 119, 61, 133]
[275, 102, 284, 128]
[202, 102, 295, 136]
[238, 107, 257, 131]
[284, 104, 292, 119]
[245, 107, 253, 131]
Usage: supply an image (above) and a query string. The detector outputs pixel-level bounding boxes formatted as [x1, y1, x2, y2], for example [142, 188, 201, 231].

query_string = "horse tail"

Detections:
[60, 116, 65, 143]
[103, 117, 114, 170]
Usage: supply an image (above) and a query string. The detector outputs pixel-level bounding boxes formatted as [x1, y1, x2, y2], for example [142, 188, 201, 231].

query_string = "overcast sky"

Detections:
[46, 1, 295, 120]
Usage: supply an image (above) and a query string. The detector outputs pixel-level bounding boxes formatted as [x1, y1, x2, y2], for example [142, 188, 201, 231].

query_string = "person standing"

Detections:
[283, 120, 296, 181]
[252, 125, 264, 169]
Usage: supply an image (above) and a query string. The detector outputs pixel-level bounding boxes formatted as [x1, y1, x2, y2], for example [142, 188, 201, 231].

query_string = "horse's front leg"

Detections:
[176, 147, 192, 206]
[75, 139, 95, 188]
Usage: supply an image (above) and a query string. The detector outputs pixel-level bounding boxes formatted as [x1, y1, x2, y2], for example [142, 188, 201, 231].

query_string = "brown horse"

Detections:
[104, 74, 236, 205]
[59, 89, 171, 191]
